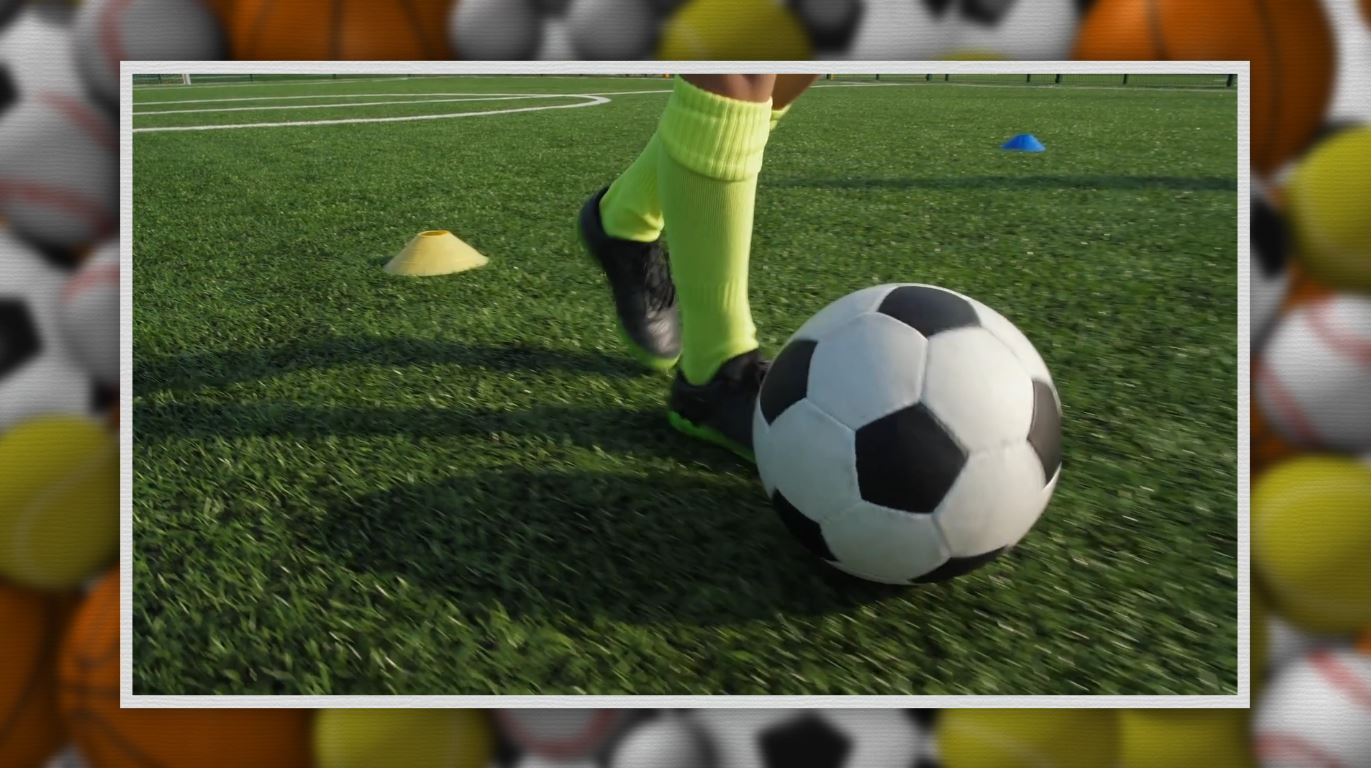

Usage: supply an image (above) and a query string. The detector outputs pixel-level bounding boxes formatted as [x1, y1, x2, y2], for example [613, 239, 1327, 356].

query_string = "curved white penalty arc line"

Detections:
[131, 95, 612, 134]
[134, 94, 581, 116]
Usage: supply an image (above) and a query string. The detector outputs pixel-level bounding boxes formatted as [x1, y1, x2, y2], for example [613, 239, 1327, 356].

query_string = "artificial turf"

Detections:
[132, 74, 1238, 695]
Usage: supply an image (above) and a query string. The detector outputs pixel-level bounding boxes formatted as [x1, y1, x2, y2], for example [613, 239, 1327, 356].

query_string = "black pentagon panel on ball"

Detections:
[789, 0, 863, 51]
[760, 715, 852, 768]
[877, 285, 979, 338]
[1027, 379, 1062, 483]
[0, 301, 41, 379]
[1252, 192, 1289, 277]
[904, 709, 939, 729]
[855, 403, 966, 514]
[913, 546, 1005, 583]
[759, 338, 817, 425]
[959, 0, 1017, 25]
[0, 63, 16, 118]
[773, 490, 838, 562]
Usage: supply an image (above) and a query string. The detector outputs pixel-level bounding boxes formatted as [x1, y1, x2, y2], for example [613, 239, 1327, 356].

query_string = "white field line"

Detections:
[131, 94, 612, 133]
[134, 94, 586, 115]
[134, 88, 675, 107]
[132, 76, 433, 90]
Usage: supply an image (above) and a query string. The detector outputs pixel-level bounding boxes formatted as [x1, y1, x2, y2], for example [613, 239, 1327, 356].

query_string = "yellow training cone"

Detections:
[385, 230, 488, 277]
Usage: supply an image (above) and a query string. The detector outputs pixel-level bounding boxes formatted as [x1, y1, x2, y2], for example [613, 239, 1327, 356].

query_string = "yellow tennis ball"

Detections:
[1253, 455, 1371, 635]
[938, 709, 1120, 768]
[1118, 710, 1254, 768]
[0, 416, 117, 590]
[1286, 126, 1371, 292]
[313, 709, 492, 768]
[657, 0, 812, 60]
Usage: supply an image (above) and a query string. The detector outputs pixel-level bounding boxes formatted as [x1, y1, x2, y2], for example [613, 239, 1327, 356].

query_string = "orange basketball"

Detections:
[0, 581, 71, 768]
[1073, 0, 1335, 175]
[231, 0, 452, 59]
[57, 572, 314, 768]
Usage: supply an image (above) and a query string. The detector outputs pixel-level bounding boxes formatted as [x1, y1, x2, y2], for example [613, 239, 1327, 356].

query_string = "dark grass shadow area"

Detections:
[300, 467, 925, 628]
[135, 401, 745, 471]
[135, 336, 642, 393]
[770, 174, 1236, 193]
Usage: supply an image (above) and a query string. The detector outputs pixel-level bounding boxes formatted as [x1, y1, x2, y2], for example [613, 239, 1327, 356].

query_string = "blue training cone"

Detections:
[1002, 133, 1046, 152]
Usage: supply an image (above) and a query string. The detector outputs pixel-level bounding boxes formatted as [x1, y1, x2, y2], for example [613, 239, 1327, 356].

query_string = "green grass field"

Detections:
[132, 75, 1238, 696]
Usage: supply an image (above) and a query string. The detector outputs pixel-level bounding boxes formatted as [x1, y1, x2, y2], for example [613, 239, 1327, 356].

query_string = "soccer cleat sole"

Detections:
[667, 410, 756, 464]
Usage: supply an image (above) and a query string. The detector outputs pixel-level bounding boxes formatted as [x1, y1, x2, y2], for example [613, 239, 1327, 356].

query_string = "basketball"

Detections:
[231, 0, 451, 59]
[57, 572, 314, 768]
[1072, 0, 1335, 175]
[0, 581, 70, 768]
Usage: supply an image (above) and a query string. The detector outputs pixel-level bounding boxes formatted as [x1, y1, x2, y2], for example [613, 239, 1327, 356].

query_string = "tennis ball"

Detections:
[1118, 710, 1253, 768]
[938, 709, 1120, 768]
[1286, 126, 1371, 293]
[0, 416, 116, 590]
[657, 0, 812, 60]
[0, 581, 71, 768]
[1253, 456, 1371, 634]
[314, 709, 493, 768]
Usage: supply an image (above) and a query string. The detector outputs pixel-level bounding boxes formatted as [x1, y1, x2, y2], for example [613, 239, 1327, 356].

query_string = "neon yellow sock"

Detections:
[658, 77, 771, 385]
[599, 132, 665, 243]
[599, 103, 791, 244]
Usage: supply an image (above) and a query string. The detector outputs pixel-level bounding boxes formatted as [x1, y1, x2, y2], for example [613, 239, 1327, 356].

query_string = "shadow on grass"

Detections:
[770, 174, 1236, 193]
[300, 467, 915, 628]
[135, 336, 641, 393]
[135, 400, 744, 472]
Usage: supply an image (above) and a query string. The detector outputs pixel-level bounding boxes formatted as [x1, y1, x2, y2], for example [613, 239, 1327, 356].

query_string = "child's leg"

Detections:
[598, 74, 818, 244]
[659, 74, 774, 387]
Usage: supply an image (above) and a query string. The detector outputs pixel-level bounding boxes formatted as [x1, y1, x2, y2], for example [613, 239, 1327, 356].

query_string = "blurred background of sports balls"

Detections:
[3, 0, 1368, 765]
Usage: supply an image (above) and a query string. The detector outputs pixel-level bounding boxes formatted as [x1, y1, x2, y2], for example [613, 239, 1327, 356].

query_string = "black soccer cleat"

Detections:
[668, 350, 770, 462]
[578, 187, 681, 372]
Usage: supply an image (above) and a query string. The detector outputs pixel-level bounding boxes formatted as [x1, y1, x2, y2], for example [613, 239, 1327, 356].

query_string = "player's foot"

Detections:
[668, 350, 770, 462]
[578, 187, 681, 372]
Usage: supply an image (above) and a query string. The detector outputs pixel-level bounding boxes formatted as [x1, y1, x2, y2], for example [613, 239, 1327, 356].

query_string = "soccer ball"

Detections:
[0, 230, 96, 433]
[800, 0, 1087, 59]
[808, 0, 953, 58]
[753, 283, 1061, 585]
[0, 2, 80, 124]
[687, 709, 935, 768]
[1251, 180, 1290, 350]
[949, 0, 1088, 60]
[450, 0, 679, 60]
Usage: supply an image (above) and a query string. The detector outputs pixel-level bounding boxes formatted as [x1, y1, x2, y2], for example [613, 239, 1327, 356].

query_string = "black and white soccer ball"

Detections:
[0, 0, 79, 124]
[688, 709, 939, 768]
[0, 229, 97, 433]
[450, 0, 681, 60]
[754, 284, 1061, 585]
[1251, 180, 1290, 350]
[799, 0, 1089, 59]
